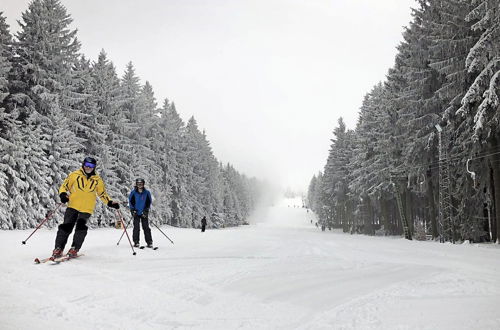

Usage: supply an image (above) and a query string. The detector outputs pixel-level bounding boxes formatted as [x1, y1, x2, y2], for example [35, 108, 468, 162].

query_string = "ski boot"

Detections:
[66, 247, 79, 258]
[50, 247, 63, 260]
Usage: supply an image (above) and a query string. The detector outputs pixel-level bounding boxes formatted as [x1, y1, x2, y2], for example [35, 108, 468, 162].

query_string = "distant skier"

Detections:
[201, 216, 207, 232]
[52, 157, 120, 259]
[129, 178, 153, 248]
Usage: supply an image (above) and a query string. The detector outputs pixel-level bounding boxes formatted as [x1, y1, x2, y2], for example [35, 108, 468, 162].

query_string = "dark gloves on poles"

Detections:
[131, 210, 137, 217]
[60, 192, 69, 204]
[108, 200, 120, 209]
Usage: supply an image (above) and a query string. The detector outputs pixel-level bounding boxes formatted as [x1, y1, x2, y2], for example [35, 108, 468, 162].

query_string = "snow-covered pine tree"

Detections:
[348, 94, 374, 232]
[4, 35, 50, 229]
[138, 81, 157, 117]
[221, 163, 249, 226]
[132, 80, 163, 222]
[393, 0, 446, 238]
[459, 0, 500, 242]
[198, 130, 224, 228]
[318, 117, 356, 230]
[6, 0, 87, 228]
[0, 12, 15, 229]
[183, 116, 207, 227]
[348, 84, 394, 235]
[230, 171, 254, 225]
[307, 175, 318, 211]
[320, 121, 342, 228]
[156, 100, 186, 226]
[427, 0, 477, 117]
[428, 0, 483, 242]
[0, 12, 11, 54]
[328, 118, 356, 231]
[121, 62, 141, 123]
[460, 0, 500, 137]
[72, 55, 108, 156]
[21, 0, 85, 192]
[135, 81, 159, 180]
[118, 62, 156, 202]
[117, 61, 148, 191]
[382, 78, 413, 237]
[310, 172, 323, 219]
[90, 50, 128, 226]
[221, 164, 239, 227]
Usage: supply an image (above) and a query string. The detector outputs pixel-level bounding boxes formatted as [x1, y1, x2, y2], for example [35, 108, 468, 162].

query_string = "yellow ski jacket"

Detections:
[59, 168, 112, 214]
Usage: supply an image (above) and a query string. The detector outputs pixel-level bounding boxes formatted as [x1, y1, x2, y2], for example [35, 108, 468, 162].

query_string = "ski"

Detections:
[51, 254, 84, 264]
[35, 253, 85, 264]
[50, 254, 85, 264]
[34, 256, 53, 264]
[140, 246, 158, 250]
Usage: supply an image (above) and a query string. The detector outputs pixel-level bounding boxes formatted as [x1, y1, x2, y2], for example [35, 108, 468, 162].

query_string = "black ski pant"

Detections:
[55, 207, 91, 250]
[133, 215, 152, 245]
[201, 224, 206, 232]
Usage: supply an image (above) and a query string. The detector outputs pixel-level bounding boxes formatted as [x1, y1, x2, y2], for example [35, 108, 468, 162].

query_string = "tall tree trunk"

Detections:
[381, 196, 390, 235]
[392, 198, 402, 235]
[427, 168, 438, 238]
[366, 198, 374, 235]
[346, 200, 353, 233]
[490, 134, 500, 243]
[404, 188, 413, 235]
[342, 202, 348, 232]
[489, 167, 496, 242]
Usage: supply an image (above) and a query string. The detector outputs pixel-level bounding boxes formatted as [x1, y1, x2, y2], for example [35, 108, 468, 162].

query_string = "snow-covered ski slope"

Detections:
[1, 197, 499, 329]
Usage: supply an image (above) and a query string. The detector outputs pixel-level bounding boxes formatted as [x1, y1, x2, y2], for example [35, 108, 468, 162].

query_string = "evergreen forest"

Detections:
[308, 0, 500, 244]
[0, 0, 262, 230]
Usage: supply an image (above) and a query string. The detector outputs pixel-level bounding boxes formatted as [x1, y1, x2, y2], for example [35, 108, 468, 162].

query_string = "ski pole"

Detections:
[22, 203, 63, 244]
[116, 217, 132, 245]
[116, 210, 136, 255]
[151, 221, 174, 244]
[116, 201, 131, 245]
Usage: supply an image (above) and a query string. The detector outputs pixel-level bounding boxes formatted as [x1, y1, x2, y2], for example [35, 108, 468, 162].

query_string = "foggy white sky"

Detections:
[3, 0, 417, 192]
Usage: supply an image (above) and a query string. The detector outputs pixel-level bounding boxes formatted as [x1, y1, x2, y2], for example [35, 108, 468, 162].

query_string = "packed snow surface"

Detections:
[1, 198, 499, 329]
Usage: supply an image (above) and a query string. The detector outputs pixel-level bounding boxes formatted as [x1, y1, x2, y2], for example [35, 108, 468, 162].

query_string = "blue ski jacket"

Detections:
[128, 188, 152, 215]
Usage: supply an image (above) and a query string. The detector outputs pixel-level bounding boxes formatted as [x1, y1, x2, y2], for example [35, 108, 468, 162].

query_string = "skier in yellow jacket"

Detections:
[51, 157, 120, 259]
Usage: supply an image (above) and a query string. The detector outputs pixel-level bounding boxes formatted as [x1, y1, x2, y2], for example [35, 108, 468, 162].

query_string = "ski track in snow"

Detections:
[1, 197, 500, 329]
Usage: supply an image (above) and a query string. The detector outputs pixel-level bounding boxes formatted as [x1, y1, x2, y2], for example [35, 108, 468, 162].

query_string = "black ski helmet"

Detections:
[82, 157, 97, 168]
[135, 178, 145, 185]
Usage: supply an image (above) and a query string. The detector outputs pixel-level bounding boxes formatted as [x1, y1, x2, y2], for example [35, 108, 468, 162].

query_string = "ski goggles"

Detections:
[83, 162, 96, 168]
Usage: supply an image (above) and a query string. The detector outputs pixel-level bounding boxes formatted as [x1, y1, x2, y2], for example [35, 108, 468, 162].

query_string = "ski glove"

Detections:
[142, 209, 149, 218]
[131, 210, 137, 217]
[108, 200, 120, 209]
[60, 192, 69, 204]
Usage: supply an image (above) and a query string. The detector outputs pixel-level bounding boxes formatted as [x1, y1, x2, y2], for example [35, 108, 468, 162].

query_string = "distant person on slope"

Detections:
[52, 157, 120, 260]
[201, 216, 207, 232]
[129, 178, 153, 248]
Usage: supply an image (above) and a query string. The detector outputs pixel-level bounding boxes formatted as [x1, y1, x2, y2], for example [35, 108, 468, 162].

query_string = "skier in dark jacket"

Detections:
[201, 216, 207, 232]
[53, 157, 120, 259]
[129, 178, 153, 247]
